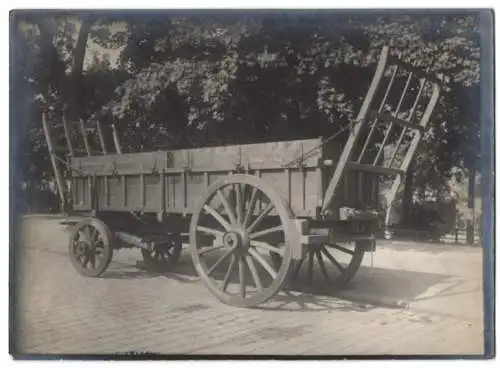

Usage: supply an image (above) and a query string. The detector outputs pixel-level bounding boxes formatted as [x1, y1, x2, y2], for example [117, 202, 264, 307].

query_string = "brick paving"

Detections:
[11, 217, 485, 356]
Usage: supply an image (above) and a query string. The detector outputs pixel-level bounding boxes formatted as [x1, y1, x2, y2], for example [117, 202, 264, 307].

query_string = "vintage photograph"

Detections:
[9, 9, 494, 358]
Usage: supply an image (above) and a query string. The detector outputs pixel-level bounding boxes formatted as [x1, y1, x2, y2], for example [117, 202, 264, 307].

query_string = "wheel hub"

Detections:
[223, 229, 250, 254]
[77, 241, 90, 256]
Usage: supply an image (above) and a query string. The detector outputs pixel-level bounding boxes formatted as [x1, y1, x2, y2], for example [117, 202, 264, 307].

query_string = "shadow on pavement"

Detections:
[331, 266, 450, 308]
[101, 251, 452, 310]
[256, 290, 378, 313]
[103, 258, 200, 283]
[26, 242, 456, 312]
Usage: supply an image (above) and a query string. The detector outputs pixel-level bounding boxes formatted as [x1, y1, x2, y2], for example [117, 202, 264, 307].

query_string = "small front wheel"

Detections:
[68, 218, 114, 277]
[140, 234, 182, 271]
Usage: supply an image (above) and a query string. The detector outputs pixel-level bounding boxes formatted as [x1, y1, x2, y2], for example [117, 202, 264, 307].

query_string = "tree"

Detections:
[13, 11, 483, 228]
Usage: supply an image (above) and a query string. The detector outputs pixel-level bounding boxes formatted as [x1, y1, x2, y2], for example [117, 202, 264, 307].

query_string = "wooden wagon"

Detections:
[43, 46, 441, 307]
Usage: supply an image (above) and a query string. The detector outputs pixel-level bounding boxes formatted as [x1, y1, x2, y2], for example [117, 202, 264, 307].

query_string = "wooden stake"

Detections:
[41, 111, 66, 211]
[79, 118, 91, 156]
[96, 120, 108, 155]
[61, 108, 75, 158]
[111, 124, 122, 154]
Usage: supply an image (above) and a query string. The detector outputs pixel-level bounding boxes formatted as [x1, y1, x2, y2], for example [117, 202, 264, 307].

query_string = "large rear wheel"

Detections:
[189, 174, 295, 307]
[271, 240, 365, 292]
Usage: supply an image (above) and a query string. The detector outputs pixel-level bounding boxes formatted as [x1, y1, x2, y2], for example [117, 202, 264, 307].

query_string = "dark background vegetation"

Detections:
[10, 10, 483, 242]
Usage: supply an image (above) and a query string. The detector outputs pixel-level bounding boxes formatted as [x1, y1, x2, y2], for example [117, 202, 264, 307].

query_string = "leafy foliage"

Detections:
[13, 11, 482, 222]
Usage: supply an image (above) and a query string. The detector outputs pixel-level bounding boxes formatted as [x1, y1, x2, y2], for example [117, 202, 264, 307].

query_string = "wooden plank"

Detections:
[160, 171, 165, 215]
[111, 124, 122, 154]
[122, 176, 127, 207]
[96, 120, 108, 155]
[285, 168, 291, 205]
[140, 174, 145, 209]
[182, 171, 187, 208]
[104, 175, 109, 208]
[79, 118, 91, 157]
[204, 172, 209, 189]
[88, 175, 94, 210]
[41, 112, 66, 210]
[302, 169, 306, 210]
[61, 109, 75, 158]
[72, 138, 325, 175]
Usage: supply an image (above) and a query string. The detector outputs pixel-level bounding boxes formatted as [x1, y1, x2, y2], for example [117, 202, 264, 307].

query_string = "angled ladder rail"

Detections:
[321, 46, 442, 226]
[41, 106, 120, 211]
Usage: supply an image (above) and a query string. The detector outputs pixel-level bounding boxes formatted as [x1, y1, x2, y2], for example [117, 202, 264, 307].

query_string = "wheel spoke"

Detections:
[321, 247, 345, 272]
[82, 226, 92, 243]
[248, 248, 277, 279]
[167, 245, 175, 256]
[90, 227, 99, 243]
[235, 184, 243, 224]
[327, 243, 355, 256]
[242, 187, 258, 227]
[203, 205, 231, 231]
[94, 244, 104, 255]
[292, 257, 304, 280]
[222, 255, 237, 292]
[94, 252, 102, 265]
[245, 255, 263, 293]
[247, 202, 275, 233]
[249, 225, 284, 240]
[238, 256, 246, 298]
[160, 251, 168, 262]
[196, 226, 224, 238]
[316, 250, 330, 283]
[198, 244, 225, 256]
[307, 250, 314, 285]
[217, 189, 238, 226]
[207, 247, 235, 276]
[250, 240, 284, 256]
[83, 252, 90, 268]
[89, 252, 96, 269]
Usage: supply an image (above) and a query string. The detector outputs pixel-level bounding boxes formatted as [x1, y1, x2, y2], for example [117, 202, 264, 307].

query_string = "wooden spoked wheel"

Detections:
[68, 218, 113, 277]
[141, 234, 182, 271]
[189, 174, 294, 308]
[289, 241, 365, 291]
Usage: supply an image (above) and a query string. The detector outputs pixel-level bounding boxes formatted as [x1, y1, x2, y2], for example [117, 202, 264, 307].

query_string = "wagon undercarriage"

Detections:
[44, 46, 441, 307]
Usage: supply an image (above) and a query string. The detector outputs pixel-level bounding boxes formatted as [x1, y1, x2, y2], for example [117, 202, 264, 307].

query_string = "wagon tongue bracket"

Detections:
[115, 231, 164, 252]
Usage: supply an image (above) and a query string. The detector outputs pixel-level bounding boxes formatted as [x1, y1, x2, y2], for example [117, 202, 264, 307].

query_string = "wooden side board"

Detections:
[71, 138, 324, 175]
[70, 137, 379, 218]
[72, 167, 323, 217]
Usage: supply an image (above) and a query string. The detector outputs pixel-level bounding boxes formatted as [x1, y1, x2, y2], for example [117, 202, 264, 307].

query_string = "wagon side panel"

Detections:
[70, 138, 325, 216]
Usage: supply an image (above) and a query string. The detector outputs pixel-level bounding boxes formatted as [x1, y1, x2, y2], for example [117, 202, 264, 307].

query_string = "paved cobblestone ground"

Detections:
[12, 217, 485, 356]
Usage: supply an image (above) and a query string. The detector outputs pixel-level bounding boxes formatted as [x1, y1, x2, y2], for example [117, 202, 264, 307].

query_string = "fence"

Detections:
[380, 226, 482, 246]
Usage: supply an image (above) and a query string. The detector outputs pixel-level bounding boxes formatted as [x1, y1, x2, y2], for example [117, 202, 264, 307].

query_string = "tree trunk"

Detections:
[71, 16, 93, 78]
[466, 161, 476, 245]
[401, 165, 415, 227]
[70, 15, 94, 117]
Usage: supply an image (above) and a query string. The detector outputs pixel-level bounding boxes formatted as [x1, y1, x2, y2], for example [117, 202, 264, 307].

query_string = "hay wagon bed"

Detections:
[44, 46, 441, 307]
